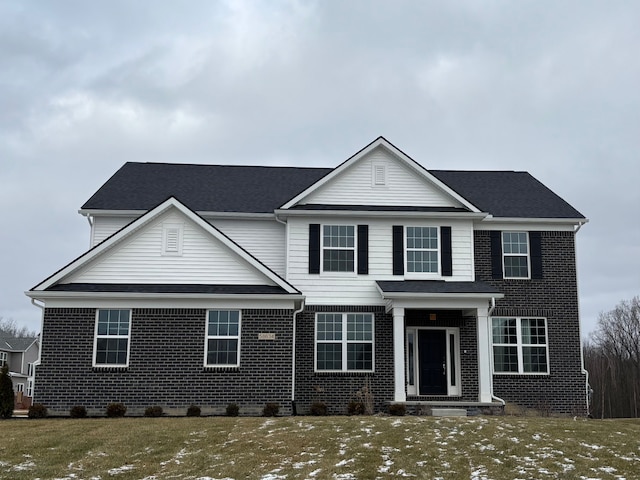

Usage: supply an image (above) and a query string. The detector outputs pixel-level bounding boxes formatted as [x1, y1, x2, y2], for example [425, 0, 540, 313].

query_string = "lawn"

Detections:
[1, 415, 639, 479]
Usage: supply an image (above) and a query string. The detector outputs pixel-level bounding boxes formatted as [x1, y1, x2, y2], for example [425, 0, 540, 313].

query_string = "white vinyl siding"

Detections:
[302, 148, 462, 208]
[288, 217, 474, 305]
[91, 216, 136, 246]
[69, 210, 274, 285]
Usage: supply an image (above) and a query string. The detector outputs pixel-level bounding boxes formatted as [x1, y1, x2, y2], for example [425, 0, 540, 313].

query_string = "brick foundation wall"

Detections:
[294, 306, 394, 415]
[36, 308, 294, 416]
[475, 230, 588, 415]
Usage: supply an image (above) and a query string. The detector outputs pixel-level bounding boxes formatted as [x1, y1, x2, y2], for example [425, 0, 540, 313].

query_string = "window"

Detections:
[316, 313, 374, 371]
[322, 225, 355, 272]
[502, 232, 529, 278]
[206, 310, 240, 367]
[94, 309, 131, 366]
[406, 226, 439, 273]
[16, 383, 24, 393]
[492, 317, 548, 374]
[27, 379, 33, 397]
[0, 351, 6, 367]
[27, 362, 34, 377]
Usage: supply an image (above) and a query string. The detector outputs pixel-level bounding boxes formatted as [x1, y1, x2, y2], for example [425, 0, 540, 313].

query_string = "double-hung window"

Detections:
[94, 309, 131, 366]
[502, 232, 529, 278]
[316, 313, 374, 371]
[492, 317, 548, 374]
[322, 225, 355, 272]
[0, 351, 6, 367]
[206, 310, 240, 367]
[406, 226, 439, 273]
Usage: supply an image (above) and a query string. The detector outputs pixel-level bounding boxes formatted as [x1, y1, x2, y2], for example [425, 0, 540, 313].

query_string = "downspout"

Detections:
[291, 299, 305, 415]
[575, 220, 591, 416]
[30, 298, 45, 403]
[487, 297, 506, 407]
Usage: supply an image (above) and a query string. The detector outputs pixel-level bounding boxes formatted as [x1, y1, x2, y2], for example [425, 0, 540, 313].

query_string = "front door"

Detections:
[418, 330, 447, 395]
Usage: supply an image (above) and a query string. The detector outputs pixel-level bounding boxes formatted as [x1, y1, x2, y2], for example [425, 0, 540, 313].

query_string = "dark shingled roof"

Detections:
[46, 283, 293, 295]
[430, 170, 584, 219]
[81, 162, 585, 219]
[0, 336, 37, 352]
[82, 163, 332, 213]
[376, 280, 502, 295]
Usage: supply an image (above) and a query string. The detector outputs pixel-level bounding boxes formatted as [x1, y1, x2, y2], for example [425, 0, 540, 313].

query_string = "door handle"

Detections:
[442, 362, 446, 376]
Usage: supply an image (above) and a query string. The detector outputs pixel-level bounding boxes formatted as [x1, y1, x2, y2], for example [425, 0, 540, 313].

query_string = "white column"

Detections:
[393, 307, 406, 402]
[477, 305, 493, 403]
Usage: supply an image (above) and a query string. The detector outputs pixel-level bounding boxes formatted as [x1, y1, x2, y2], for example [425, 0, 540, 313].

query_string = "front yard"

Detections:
[1, 415, 639, 479]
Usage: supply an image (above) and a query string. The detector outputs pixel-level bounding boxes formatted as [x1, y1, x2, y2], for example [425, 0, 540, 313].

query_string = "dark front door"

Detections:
[418, 330, 447, 395]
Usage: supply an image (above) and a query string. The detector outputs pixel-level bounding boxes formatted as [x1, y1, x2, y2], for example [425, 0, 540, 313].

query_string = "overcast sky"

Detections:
[1, 0, 638, 337]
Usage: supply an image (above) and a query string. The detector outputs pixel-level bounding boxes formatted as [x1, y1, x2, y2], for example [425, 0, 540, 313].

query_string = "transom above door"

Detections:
[406, 327, 461, 396]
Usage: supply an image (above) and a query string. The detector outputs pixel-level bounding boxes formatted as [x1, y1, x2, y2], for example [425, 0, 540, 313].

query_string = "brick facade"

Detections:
[294, 306, 394, 415]
[36, 307, 295, 416]
[475, 230, 588, 415]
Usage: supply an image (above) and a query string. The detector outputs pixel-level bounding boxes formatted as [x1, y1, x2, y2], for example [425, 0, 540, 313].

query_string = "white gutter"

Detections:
[487, 297, 506, 407]
[30, 299, 45, 403]
[275, 209, 488, 219]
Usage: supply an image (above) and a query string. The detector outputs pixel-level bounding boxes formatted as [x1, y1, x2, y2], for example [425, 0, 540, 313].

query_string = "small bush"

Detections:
[263, 402, 279, 417]
[70, 405, 87, 418]
[186, 405, 201, 417]
[388, 403, 406, 416]
[106, 402, 127, 418]
[144, 406, 163, 417]
[226, 403, 239, 417]
[347, 401, 365, 415]
[310, 402, 328, 416]
[28, 403, 48, 419]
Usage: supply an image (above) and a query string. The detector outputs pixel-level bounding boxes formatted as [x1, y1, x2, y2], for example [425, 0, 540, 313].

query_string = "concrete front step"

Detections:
[431, 408, 467, 417]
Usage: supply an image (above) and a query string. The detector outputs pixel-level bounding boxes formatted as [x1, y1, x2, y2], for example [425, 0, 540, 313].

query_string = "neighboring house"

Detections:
[26, 137, 589, 416]
[0, 335, 39, 409]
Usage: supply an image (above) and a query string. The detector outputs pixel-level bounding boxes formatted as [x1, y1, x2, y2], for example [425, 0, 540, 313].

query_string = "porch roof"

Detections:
[376, 280, 503, 299]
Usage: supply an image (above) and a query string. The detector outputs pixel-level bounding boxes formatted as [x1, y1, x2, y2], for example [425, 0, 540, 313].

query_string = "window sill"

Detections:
[314, 370, 374, 376]
[92, 366, 129, 372]
[203, 366, 240, 371]
[493, 372, 549, 377]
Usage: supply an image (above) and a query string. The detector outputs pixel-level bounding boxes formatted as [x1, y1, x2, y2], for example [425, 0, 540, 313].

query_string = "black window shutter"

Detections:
[529, 231, 543, 279]
[490, 231, 503, 279]
[357, 225, 369, 274]
[309, 224, 320, 274]
[441, 226, 453, 276]
[392, 225, 404, 275]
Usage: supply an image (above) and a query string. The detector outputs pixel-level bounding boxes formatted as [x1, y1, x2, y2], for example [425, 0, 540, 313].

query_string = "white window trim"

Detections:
[16, 383, 24, 393]
[27, 379, 33, 397]
[491, 317, 549, 375]
[27, 362, 34, 377]
[162, 223, 184, 256]
[314, 313, 375, 372]
[320, 224, 357, 276]
[405, 327, 461, 396]
[404, 226, 441, 277]
[93, 309, 131, 368]
[204, 310, 241, 368]
[502, 231, 531, 280]
[0, 351, 6, 367]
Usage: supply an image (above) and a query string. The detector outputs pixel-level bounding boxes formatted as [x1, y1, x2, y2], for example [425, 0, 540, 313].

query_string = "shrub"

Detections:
[186, 404, 201, 417]
[0, 364, 13, 419]
[347, 401, 365, 415]
[106, 402, 127, 418]
[263, 402, 279, 417]
[310, 402, 328, 416]
[226, 403, 239, 417]
[388, 403, 406, 416]
[28, 403, 48, 419]
[144, 406, 163, 417]
[70, 405, 87, 418]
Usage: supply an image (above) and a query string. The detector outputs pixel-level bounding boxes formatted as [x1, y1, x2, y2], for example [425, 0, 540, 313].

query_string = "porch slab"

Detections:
[431, 408, 467, 417]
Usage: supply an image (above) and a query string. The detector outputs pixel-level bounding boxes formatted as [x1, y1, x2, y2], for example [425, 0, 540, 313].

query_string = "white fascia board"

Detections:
[280, 137, 482, 213]
[38, 197, 299, 294]
[80, 209, 275, 220]
[475, 217, 589, 231]
[275, 209, 488, 219]
[79, 209, 146, 217]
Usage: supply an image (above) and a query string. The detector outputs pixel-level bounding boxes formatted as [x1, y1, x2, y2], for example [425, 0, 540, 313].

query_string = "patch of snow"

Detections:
[308, 469, 322, 477]
[599, 466, 617, 473]
[108, 464, 134, 475]
[12, 460, 36, 471]
[580, 442, 604, 450]
[333, 473, 356, 479]
[532, 434, 542, 441]
[335, 458, 355, 467]
[292, 460, 316, 469]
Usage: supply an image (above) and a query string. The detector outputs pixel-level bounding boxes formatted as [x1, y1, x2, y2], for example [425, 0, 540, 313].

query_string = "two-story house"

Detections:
[0, 335, 39, 409]
[26, 137, 588, 416]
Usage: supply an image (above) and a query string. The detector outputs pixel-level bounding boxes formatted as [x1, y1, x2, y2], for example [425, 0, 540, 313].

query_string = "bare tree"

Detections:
[586, 296, 640, 418]
[0, 318, 36, 338]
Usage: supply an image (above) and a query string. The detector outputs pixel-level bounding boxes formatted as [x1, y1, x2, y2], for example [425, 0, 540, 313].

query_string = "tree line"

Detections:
[0, 318, 36, 338]
[584, 296, 640, 418]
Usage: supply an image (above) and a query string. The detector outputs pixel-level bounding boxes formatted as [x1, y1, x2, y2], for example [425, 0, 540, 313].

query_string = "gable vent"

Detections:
[373, 164, 386, 186]
[163, 224, 183, 256]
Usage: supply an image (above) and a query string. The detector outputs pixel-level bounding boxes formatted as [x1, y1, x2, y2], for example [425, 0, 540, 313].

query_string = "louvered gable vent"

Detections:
[163, 224, 183, 255]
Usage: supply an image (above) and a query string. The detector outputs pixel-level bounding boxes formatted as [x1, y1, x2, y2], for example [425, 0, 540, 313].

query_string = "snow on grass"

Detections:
[107, 464, 134, 475]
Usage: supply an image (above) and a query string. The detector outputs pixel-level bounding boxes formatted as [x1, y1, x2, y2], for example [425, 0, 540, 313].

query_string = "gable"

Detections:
[30, 197, 299, 295]
[300, 145, 464, 208]
[66, 209, 274, 286]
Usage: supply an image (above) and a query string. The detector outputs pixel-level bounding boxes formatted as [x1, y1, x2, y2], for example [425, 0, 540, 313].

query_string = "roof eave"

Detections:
[25, 290, 304, 301]
[275, 209, 489, 219]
